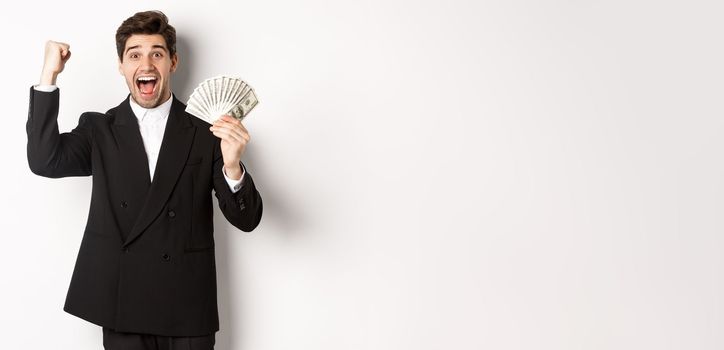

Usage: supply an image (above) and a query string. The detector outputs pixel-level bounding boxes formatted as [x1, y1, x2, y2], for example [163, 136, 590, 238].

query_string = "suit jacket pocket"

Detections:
[184, 244, 215, 253]
[185, 156, 202, 166]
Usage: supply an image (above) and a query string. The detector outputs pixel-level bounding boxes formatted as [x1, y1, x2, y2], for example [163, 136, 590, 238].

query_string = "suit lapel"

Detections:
[110, 98, 152, 189]
[123, 96, 196, 247]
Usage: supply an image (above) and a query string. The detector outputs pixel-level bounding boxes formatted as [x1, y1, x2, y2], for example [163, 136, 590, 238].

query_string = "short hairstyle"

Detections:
[116, 10, 176, 61]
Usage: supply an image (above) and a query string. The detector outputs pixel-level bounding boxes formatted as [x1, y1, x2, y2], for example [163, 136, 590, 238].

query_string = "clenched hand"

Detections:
[209, 115, 250, 180]
[40, 40, 71, 85]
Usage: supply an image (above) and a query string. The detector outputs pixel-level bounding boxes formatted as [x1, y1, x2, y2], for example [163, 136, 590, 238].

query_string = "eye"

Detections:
[129, 53, 139, 59]
[153, 52, 163, 58]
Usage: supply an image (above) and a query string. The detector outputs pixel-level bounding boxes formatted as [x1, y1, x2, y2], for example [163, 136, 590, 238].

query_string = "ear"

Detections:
[170, 53, 178, 73]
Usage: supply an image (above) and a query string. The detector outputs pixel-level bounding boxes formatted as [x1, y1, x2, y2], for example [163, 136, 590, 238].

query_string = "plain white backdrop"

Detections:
[1, 0, 723, 349]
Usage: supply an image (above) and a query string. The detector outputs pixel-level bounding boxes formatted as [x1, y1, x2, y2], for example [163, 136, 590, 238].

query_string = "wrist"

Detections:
[39, 70, 58, 86]
[224, 163, 242, 180]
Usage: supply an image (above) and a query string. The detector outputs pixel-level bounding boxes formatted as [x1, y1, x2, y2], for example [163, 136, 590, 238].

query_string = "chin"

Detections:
[132, 96, 157, 108]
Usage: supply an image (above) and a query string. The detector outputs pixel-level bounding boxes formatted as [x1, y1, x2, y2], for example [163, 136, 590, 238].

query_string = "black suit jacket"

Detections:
[26, 87, 263, 336]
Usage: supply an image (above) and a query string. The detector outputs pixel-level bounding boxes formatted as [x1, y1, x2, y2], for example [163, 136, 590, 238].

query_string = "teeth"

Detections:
[137, 77, 157, 82]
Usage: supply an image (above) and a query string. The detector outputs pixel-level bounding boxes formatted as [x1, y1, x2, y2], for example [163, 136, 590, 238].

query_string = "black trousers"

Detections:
[102, 327, 215, 350]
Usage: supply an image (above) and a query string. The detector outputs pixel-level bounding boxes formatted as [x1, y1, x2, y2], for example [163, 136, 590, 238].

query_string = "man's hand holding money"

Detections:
[209, 115, 250, 180]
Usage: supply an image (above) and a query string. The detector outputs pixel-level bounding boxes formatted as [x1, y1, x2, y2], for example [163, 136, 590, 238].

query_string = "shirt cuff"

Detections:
[222, 162, 246, 193]
[34, 84, 58, 92]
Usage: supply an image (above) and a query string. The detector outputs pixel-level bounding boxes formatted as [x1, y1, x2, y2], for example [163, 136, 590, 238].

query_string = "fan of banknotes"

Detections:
[185, 75, 259, 124]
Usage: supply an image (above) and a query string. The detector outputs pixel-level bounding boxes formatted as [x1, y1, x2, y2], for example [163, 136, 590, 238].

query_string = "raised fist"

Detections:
[40, 41, 71, 85]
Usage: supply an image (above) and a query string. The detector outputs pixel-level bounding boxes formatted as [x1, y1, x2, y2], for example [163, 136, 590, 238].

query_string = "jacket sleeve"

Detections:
[212, 140, 263, 232]
[26, 87, 93, 178]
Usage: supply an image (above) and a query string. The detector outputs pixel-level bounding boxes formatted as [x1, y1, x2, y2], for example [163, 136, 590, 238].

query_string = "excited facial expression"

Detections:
[118, 34, 178, 108]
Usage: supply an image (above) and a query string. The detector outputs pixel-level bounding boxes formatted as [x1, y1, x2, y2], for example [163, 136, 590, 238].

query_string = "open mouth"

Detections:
[136, 76, 158, 97]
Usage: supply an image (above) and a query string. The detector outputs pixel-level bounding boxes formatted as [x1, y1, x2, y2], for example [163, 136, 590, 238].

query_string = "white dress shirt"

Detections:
[34, 85, 245, 193]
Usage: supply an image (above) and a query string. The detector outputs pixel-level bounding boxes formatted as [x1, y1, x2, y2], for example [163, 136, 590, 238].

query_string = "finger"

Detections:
[213, 123, 249, 143]
[210, 125, 245, 143]
[214, 117, 247, 131]
[213, 118, 237, 129]
[220, 116, 248, 136]
[219, 115, 240, 125]
[238, 126, 250, 143]
[211, 130, 232, 142]
[211, 130, 247, 147]
[212, 119, 248, 135]
[51, 41, 70, 53]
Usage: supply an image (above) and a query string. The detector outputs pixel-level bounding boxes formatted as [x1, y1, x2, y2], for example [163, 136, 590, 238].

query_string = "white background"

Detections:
[1, 0, 723, 349]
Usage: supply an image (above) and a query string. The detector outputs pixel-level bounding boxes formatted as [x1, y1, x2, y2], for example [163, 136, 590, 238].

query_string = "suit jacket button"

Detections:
[123, 247, 129, 253]
[162, 253, 171, 261]
[168, 210, 176, 218]
[121, 201, 128, 208]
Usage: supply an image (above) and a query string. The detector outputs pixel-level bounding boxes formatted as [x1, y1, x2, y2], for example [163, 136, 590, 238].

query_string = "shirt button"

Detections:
[162, 253, 171, 261]
[168, 210, 176, 218]
[121, 201, 128, 208]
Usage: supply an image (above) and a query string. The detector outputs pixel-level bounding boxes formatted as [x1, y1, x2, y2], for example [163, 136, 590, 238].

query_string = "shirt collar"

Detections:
[129, 94, 174, 123]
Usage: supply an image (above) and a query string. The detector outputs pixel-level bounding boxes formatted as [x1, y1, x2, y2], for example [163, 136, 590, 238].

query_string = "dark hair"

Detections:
[116, 10, 176, 61]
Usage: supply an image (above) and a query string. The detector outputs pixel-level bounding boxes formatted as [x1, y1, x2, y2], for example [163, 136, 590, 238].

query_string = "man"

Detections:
[26, 10, 262, 350]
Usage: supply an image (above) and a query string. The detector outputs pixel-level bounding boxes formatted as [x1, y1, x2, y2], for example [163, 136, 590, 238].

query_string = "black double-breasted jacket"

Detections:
[26, 87, 263, 336]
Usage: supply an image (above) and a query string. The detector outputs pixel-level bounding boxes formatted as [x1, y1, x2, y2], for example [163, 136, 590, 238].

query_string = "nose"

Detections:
[139, 55, 154, 70]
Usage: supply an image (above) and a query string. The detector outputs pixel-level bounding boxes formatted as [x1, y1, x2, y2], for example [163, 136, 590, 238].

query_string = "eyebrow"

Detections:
[125, 44, 169, 54]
